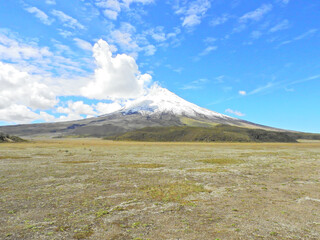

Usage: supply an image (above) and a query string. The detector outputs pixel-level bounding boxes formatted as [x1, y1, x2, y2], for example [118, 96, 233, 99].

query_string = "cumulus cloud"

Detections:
[0, 62, 57, 110]
[57, 101, 96, 115]
[0, 62, 59, 123]
[81, 39, 152, 99]
[0, 104, 40, 124]
[51, 10, 85, 30]
[25, 7, 53, 25]
[239, 4, 272, 23]
[175, 0, 211, 28]
[95, 102, 122, 114]
[225, 108, 245, 117]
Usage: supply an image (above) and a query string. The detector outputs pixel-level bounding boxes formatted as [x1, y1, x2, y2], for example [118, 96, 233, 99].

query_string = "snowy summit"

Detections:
[120, 85, 231, 119]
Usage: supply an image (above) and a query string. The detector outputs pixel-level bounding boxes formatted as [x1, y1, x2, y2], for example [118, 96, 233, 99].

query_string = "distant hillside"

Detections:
[0, 133, 25, 143]
[107, 125, 303, 143]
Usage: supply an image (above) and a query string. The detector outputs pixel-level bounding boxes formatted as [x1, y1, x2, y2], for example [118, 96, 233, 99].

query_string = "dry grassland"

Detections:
[0, 139, 320, 239]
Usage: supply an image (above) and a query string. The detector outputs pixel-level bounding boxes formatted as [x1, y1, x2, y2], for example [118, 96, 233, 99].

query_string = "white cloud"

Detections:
[199, 46, 217, 56]
[95, 102, 122, 114]
[238, 90, 247, 95]
[147, 26, 167, 42]
[269, 19, 289, 33]
[122, 0, 154, 8]
[143, 44, 156, 56]
[204, 37, 216, 43]
[74, 38, 92, 51]
[239, 4, 272, 23]
[57, 101, 96, 115]
[109, 23, 140, 53]
[225, 108, 245, 117]
[294, 29, 318, 40]
[81, 39, 152, 99]
[175, 0, 211, 28]
[25, 7, 53, 25]
[211, 14, 230, 27]
[45, 0, 56, 5]
[181, 78, 208, 90]
[0, 62, 57, 110]
[279, 29, 318, 46]
[96, 0, 121, 11]
[103, 9, 119, 20]
[249, 82, 276, 95]
[51, 10, 85, 30]
[95, 0, 153, 20]
[0, 104, 40, 124]
[0, 32, 52, 61]
[251, 30, 262, 39]
[280, 0, 290, 4]
[55, 113, 84, 122]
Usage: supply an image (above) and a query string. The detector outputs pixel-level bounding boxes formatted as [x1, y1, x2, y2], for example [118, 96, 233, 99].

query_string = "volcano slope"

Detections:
[1, 85, 319, 142]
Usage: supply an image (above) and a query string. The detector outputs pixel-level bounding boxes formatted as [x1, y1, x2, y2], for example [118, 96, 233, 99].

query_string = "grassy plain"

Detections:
[0, 139, 320, 239]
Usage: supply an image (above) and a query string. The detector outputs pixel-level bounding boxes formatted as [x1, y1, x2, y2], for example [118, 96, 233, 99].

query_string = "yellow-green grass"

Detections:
[187, 168, 226, 173]
[140, 181, 209, 204]
[120, 163, 165, 168]
[197, 158, 240, 164]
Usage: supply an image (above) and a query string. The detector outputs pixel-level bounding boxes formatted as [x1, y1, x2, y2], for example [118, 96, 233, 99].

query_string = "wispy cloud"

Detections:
[45, 0, 56, 5]
[279, 28, 318, 46]
[74, 38, 92, 51]
[251, 30, 262, 39]
[95, 0, 154, 20]
[269, 19, 289, 33]
[239, 4, 273, 23]
[249, 82, 277, 95]
[199, 46, 217, 56]
[51, 10, 85, 30]
[210, 14, 230, 27]
[181, 78, 208, 90]
[174, 0, 211, 28]
[25, 7, 53, 25]
[288, 74, 320, 86]
[225, 108, 245, 117]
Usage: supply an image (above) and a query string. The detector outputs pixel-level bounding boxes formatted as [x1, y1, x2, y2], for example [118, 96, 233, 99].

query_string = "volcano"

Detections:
[0, 85, 276, 138]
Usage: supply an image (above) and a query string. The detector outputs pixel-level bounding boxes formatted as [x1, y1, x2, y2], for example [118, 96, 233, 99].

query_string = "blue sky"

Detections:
[0, 0, 319, 133]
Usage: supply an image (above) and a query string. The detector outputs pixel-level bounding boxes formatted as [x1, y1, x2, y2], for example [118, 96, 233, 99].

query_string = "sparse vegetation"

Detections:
[120, 163, 165, 168]
[198, 158, 240, 164]
[1, 139, 320, 239]
[141, 181, 208, 204]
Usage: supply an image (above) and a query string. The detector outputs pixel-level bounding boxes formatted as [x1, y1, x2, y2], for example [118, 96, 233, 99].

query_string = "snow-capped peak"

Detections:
[120, 84, 230, 119]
